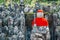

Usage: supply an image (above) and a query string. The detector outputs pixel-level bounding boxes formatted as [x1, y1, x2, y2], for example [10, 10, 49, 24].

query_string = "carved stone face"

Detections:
[0, 19, 2, 26]
[1, 12, 6, 18]
[12, 35, 17, 40]
[8, 16, 13, 25]
[37, 12, 44, 18]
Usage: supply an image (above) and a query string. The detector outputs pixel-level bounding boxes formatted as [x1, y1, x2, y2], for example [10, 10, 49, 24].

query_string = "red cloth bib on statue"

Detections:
[32, 17, 49, 27]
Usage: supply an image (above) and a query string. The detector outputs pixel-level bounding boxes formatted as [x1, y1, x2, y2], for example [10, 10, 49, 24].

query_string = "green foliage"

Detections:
[0, 0, 59, 7]
[47, 0, 58, 1]
[0, 0, 4, 3]
[24, 0, 32, 4]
